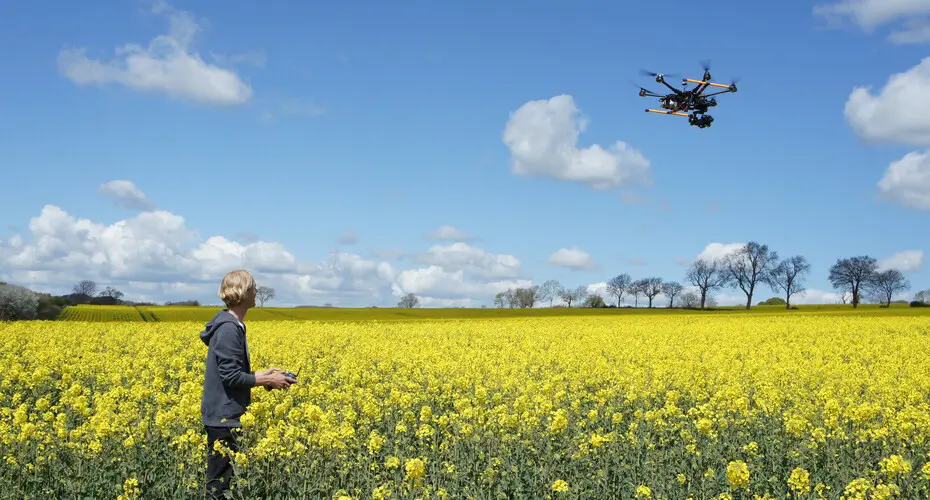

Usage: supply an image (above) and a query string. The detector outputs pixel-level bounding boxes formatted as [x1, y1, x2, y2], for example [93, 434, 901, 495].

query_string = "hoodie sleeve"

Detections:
[213, 323, 257, 388]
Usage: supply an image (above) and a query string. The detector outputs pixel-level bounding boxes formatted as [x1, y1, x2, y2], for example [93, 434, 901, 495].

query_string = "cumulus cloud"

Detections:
[0, 204, 532, 307]
[502, 94, 651, 190]
[549, 247, 596, 270]
[877, 150, 930, 210]
[99, 180, 156, 211]
[414, 242, 523, 280]
[426, 225, 473, 241]
[878, 249, 925, 272]
[844, 58, 930, 146]
[814, 0, 930, 43]
[57, 1, 252, 106]
[695, 242, 744, 263]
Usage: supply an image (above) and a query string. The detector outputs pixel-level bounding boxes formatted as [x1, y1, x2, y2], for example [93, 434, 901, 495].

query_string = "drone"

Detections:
[636, 61, 738, 128]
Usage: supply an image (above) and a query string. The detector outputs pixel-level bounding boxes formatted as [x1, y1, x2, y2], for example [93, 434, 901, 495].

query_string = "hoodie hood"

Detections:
[200, 310, 242, 346]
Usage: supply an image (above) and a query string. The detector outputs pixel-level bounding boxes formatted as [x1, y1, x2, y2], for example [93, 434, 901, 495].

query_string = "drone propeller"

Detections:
[700, 59, 712, 72]
[639, 69, 680, 78]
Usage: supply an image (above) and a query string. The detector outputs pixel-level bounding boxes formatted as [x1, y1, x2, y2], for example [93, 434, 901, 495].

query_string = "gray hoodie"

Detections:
[200, 310, 256, 427]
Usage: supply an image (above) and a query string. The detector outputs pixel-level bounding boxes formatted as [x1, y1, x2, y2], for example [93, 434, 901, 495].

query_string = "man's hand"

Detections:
[256, 368, 297, 390]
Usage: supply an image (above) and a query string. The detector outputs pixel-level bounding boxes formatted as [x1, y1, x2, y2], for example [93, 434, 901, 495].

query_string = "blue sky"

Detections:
[0, 0, 927, 307]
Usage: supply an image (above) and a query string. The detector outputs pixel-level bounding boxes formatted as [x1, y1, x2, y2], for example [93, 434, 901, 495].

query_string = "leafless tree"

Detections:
[255, 286, 275, 307]
[627, 279, 648, 307]
[606, 273, 631, 307]
[686, 258, 728, 310]
[572, 285, 589, 306]
[828, 256, 878, 308]
[99, 286, 125, 304]
[505, 288, 517, 308]
[72, 280, 97, 299]
[868, 269, 910, 307]
[514, 286, 540, 308]
[916, 289, 930, 304]
[724, 242, 779, 309]
[642, 277, 663, 308]
[661, 281, 683, 307]
[768, 255, 810, 309]
[537, 280, 562, 307]
[680, 291, 700, 308]
[559, 285, 588, 307]
[397, 293, 419, 308]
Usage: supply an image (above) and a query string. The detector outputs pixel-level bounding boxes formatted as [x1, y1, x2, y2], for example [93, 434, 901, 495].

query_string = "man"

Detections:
[200, 269, 296, 499]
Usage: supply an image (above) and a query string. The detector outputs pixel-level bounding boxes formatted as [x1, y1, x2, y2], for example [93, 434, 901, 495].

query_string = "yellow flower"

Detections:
[551, 479, 568, 492]
[788, 467, 810, 494]
[879, 454, 911, 478]
[635, 485, 651, 498]
[726, 460, 750, 490]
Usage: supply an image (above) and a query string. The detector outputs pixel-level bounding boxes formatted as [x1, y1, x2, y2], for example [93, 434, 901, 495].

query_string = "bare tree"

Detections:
[397, 293, 419, 308]
[505, 288, 517, 308]
[558, 285, 588, 307]
[916, 289, 930, 304]
[828, 256, 878, 308]
[606, 273, 632, 307]
[254, 286, 275, 307]
[680, 291, 700, 308]
[72, 280, 97, 301]
[661, 281, 683, 307]
[868, 269, 910, 307]
[724, 242, 779, 309]
[514, 286, 540, 308]
[572, 285, 589, 306]
[627, 279, 648, 307]
[768, 255, 810, 309]
[642, 277, 663, 308]
[100, 286, 125, 304]
[537, 280, 562, 307]
[686, 259, 729, 310]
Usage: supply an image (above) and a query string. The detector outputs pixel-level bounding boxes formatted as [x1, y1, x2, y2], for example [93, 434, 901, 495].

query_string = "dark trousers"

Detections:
[205, 425, 239, 499]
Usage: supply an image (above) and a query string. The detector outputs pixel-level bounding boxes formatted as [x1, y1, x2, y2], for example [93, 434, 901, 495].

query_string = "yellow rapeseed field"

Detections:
[2, 313, 930, 498]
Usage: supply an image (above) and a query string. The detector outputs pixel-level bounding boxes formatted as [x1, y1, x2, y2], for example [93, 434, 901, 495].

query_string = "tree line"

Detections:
[491, 242, 929, 310]
[0, 279, 280, 321]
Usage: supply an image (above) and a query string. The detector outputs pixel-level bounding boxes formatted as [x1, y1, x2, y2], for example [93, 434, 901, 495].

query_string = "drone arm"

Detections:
[659, 79, 682, 94]
[639, 89, 665, 98]
[645, 109, 687, 117]
[699, 89, 734, 97]
[683, 78, 730, 89]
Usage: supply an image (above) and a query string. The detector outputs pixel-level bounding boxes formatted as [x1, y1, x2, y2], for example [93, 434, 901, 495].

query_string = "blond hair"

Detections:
[218, 269, 256, 307]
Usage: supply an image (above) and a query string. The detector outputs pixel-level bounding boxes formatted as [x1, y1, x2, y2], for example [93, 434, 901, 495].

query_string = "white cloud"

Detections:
[415, 242, 523, 280]
[878, 249, 925, 272]
[99, 180, 156, 211]
[549, 247, 596, 270]
[502, 94, 651, 190]
[391, 266, 531, 301]
[814, 0, 930, 43]
[0, 203, 532, 308]
[426, 225, 472, 241]
[877, 150, 930, 210]
[695, 242, 744, 263]
[844, 58, 930, 146]
[337, 231, 358, 245]
[57, 1, 252, 106]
